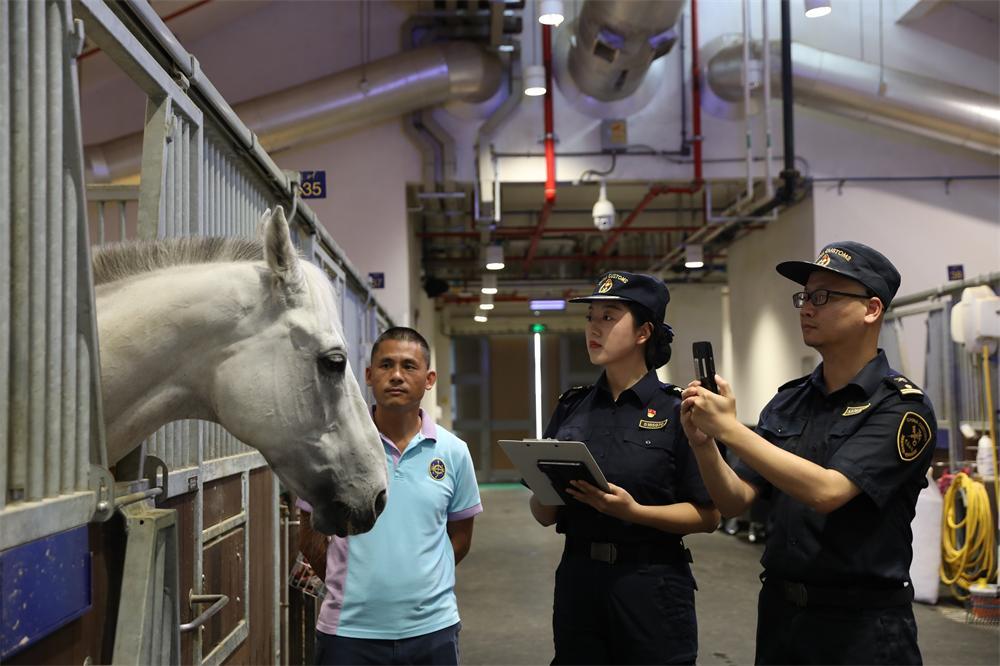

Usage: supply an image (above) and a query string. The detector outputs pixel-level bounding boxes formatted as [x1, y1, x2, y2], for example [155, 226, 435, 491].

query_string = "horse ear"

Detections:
[263, 205, 304, 290]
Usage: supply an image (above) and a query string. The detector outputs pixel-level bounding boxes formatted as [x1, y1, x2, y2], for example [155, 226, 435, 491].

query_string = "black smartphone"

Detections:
[537, 460, 601, 504]
[693, 341, 719, 394]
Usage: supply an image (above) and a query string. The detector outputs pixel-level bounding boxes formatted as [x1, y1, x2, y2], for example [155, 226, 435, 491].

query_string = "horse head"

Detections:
[207, 207, 387, 536]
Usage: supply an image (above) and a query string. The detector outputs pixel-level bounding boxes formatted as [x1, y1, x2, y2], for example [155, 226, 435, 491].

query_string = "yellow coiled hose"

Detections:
[940, 472, 996, 600]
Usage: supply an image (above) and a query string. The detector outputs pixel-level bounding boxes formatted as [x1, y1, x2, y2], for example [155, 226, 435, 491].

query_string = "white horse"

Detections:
[92, 207, 387, 536]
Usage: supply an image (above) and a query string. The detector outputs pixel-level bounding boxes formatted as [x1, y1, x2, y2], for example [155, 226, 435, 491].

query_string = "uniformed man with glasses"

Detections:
[679, 241, 936, 665]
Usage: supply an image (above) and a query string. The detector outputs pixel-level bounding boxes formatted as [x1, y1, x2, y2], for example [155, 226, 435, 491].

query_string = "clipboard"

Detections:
[499, 439, 611, 506]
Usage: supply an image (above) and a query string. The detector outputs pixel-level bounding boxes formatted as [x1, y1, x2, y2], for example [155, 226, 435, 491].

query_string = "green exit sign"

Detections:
[530, 323, 547, 333]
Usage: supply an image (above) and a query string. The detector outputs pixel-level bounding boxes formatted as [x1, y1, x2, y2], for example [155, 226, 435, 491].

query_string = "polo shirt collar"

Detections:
[371, 406, 437, 451]
[595, 369, 659, 404]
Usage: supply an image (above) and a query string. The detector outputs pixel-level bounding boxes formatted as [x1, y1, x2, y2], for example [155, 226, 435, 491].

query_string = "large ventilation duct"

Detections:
[567, 0, 685, 101]
[86, 42, 502, 181]
[702, 36, 1000, 156]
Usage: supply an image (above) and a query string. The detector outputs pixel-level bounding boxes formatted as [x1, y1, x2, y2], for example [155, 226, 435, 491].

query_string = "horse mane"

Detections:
[92, 236, 264, 286]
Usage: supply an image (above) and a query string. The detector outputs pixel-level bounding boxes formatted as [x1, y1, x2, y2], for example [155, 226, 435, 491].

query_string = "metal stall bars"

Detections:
[0, 0, 113, 660]
[883, 271, 1000, 469]
[66, 1, 396, 664]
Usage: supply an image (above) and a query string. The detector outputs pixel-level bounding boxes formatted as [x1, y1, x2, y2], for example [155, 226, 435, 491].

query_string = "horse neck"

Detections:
[96, 262, 263, 463]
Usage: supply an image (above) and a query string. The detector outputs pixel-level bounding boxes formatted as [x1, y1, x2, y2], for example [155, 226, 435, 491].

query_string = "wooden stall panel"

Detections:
[203, 475, 244, 527]
[162, 490, 198, 666]
[202, 527, 245, 656]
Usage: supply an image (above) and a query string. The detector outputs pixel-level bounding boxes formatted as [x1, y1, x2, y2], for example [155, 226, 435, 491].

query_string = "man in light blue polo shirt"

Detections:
[299, 327, 482, 665]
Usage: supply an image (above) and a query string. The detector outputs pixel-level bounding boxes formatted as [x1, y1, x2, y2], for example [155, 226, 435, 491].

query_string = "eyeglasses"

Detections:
[792, 289, 871, 308]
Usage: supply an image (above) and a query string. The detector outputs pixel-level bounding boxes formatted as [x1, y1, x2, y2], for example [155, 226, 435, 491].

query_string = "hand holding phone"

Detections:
[693, 341, 719, 394]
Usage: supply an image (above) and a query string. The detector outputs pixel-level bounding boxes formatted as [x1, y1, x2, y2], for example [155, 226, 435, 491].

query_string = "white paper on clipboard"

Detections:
[498, 439, 611, 506]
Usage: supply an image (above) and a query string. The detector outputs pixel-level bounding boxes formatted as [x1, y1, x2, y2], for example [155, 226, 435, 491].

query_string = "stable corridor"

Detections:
[455, 486, 1000, 665]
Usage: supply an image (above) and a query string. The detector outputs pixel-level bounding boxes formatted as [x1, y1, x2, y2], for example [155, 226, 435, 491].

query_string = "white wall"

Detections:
[277, 119, 422, 325]
[727, 199, 818, 423]
[812, 181, 1000, 297]
[657, 283, 728, 387]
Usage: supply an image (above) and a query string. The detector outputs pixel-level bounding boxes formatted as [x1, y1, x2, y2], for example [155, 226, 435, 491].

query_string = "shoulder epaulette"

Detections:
[777, 374, 811, 392]
[660, 383, 684, 397]
[558, 385, 592, 403]
[884, 374, 925, 400]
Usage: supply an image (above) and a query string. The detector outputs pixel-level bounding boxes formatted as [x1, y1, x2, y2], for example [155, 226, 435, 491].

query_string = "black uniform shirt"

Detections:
[544, 369, 713, 545]
[736, 350, 937, 587]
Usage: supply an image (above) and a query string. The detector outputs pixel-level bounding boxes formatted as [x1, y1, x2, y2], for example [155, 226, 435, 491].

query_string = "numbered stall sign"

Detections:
[300, 170, 327, 199]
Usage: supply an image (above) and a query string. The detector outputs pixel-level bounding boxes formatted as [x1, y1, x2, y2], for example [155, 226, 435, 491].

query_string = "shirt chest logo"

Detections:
[429, 458, 447, 480]
[897, 412, 932, 462]
[841, 403, 871, 417]
[639, 418, 668, 430]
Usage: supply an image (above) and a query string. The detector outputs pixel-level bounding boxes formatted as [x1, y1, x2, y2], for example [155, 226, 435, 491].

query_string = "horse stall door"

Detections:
[182, 468, 276, 665]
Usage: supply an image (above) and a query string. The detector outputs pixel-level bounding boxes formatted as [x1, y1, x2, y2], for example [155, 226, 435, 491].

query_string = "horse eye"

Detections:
[319, 354, 347, 374]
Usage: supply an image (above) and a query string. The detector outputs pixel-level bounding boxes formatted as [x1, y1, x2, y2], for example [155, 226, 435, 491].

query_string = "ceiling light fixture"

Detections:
[538, 0, 565, 26]
[804, 0, 832, 18]
[685, 243, 705, 269]
[481, 274, 498, 295]
[474, 314, 489, 323]
[530, 299, 566, 311]
[485, 245, 505, 271]
[524, 64, 547, 97]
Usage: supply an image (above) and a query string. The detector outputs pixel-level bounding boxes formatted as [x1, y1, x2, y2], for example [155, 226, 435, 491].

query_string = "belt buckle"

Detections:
[784, 582, 808, 607]
[590, 542, 617, 564]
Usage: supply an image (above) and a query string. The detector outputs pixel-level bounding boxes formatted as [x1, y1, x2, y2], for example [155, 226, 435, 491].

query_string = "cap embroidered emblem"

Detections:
[429, 458, 447, 480]
[598, 278, 614, 293]
[897, 412, 931, 462]
[815, 253, 831, 267]
[647, 408, 656, 419]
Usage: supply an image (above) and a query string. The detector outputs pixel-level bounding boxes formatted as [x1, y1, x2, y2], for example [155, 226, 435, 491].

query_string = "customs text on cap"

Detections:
[569, 271, 670, 322]
[775, 241, 901, 307]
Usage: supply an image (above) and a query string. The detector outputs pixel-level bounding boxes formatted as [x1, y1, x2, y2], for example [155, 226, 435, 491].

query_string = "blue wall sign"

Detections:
[300, 170, 327, 199]
[947, 264, 964, 281]
[369, 273, 385, 289]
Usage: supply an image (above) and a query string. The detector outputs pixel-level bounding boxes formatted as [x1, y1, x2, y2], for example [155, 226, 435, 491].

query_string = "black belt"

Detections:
[565, 538, 692, 565]
[763, 576, 914, 609]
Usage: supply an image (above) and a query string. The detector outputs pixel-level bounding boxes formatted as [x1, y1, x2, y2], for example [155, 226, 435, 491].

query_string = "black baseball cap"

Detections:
[569, 271, 670, 322]
[776, 241, 901, 307]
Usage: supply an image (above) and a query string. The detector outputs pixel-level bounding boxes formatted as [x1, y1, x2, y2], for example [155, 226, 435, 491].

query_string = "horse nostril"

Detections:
[373, 489, 387, 515]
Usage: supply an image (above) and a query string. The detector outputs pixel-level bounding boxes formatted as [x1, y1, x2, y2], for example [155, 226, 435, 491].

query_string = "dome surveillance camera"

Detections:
[592, 182, 616, 231]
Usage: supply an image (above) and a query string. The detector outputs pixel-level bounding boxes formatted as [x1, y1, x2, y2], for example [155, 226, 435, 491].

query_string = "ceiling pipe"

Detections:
[703, 37, 1000, 156]
[85, 41, 503, 181]
[418, 225, 710, 238]
[649, 0, 799, 275]
[523, 23, 558, 273]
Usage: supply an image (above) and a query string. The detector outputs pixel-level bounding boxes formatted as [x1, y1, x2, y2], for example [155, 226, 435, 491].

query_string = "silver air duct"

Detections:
[567, 0, 685, 101]
[86, 42, 502, 181]
[553, 0, 684, 117]
[702, 36, 1000, 156]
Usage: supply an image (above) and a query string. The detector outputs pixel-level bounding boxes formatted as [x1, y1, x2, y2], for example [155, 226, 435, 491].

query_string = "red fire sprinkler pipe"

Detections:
[524, 23, 557, 272]
[542, 24, 557, 203]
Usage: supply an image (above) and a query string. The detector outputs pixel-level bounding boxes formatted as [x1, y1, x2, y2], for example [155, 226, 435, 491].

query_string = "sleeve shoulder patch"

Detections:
[558, 385, 592, 403]
[897, 411, 933, 461]
[884, 374, 925, 400]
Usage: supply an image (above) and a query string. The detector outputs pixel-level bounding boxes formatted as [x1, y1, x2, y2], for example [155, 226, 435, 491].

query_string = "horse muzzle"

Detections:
[312, 488, 387, 537]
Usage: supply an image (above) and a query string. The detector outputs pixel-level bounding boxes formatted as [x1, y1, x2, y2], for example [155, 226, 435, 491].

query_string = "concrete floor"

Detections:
[455, 486, 999, 665]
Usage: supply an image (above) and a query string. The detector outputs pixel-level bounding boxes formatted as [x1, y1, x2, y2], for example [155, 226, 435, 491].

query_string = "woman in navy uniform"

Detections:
[681, 242, 935, 664]
[528, 271, 719, 665]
